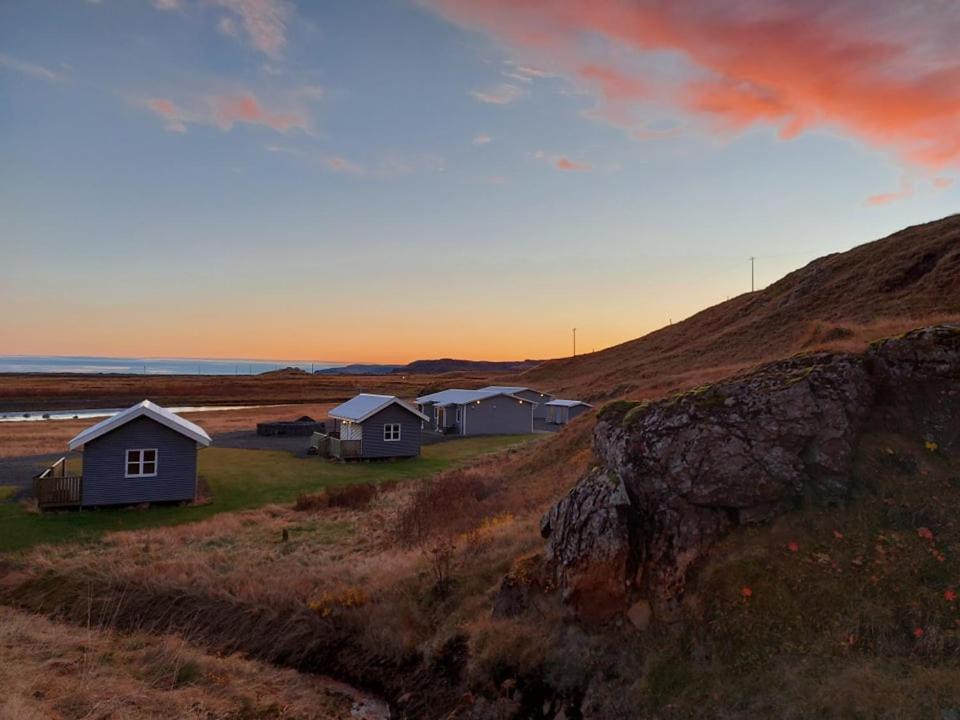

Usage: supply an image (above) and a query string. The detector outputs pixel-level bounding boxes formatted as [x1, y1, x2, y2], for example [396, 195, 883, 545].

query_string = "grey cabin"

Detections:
[480, 386, 553, 420]
[36, 400, 212, 509]
[314, 394, 428, 460]
[415, 389, 533, 436]
[545, 399, 593, 425]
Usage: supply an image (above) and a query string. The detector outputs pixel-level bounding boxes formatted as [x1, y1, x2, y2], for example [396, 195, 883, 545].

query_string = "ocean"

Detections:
[0, 355, 345, 375]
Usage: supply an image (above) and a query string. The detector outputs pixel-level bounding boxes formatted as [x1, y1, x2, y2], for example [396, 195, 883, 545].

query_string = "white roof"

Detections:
[545, 399, 593, 408]
[329, 394, 428, 423]
[480, 386, 550, 398]
[68, 399, 212, 450]
[415, 388, 523, 405]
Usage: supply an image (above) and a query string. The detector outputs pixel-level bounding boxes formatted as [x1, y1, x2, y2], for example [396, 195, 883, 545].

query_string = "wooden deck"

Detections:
[34, 457, 83, 508]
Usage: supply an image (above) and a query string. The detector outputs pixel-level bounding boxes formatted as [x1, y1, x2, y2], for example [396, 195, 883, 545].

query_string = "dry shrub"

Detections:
[396, 470, 494, 547]
[427, 538, 456, 598]
[295, 482, 379, 512]
[308, 586, 369, 617]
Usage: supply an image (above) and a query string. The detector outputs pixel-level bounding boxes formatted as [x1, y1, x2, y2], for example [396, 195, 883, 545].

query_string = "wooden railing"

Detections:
[34, 463, 83, 508]
[311, 433, 362, 460]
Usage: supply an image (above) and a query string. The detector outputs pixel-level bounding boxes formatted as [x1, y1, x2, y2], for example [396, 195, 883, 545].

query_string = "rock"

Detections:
[626, 600, 651, 631]
[541, 469, 635, 622]
[491, 575, 529, 619]
[540, 324, 960, 623]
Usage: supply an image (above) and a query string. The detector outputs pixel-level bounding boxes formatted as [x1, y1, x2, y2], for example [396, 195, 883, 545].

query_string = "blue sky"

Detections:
[1, 0, 957, 362]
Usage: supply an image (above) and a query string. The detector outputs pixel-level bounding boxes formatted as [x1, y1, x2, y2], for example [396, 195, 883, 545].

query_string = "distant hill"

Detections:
[521, 214, 960, 400]
[313, 363, 403, 376]
[399, 358, 543, 375]
[314, 358, 543, 376]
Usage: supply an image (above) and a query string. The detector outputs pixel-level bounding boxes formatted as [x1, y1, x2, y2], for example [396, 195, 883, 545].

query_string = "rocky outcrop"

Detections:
[541, 324, 960, 623]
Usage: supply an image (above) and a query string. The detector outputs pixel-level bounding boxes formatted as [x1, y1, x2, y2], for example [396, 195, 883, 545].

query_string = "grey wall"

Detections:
[515, 389, 553, 420]
[360, 403, 422, 458]
[567, 404, 591, 422]
[462, 395, 532, 435]
[81, 416, 198, 506]
[417, 402, 434, 429]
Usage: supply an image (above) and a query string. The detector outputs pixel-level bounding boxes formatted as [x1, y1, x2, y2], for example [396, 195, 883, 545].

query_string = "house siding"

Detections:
[513, 389, 552, 420]
[360, 404, 422, 458]
[462, 395, 532, 435]
[81, 416, 199, 506]
[567, 404, 591, 422]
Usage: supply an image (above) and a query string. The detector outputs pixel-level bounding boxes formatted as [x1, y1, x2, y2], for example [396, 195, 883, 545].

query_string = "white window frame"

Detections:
[125, 448, 158, 478]
[383, 423, 402, 442]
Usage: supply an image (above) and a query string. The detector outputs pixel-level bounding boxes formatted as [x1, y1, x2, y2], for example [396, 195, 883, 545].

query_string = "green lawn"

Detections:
[0, 435, 534, 554]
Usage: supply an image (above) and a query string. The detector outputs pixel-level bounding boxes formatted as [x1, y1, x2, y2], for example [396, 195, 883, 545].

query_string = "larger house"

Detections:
[36, 400, 212, 509]
[318, 393, 428, 460]
[479, 386, 554, 420]
[416, 389, 533, 436]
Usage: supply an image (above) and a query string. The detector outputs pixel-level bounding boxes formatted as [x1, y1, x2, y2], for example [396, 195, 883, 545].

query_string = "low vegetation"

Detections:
[0, 435, 535, 553]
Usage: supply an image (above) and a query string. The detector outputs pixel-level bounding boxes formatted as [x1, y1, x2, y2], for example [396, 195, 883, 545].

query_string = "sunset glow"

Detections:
[1, 0, 957, 362]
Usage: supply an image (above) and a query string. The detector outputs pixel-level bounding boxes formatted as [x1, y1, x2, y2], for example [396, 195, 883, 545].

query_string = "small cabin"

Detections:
[479, 386, 553, 420]
[313, 394, 428, 460]
[416, 389, 534, 436]
[35, 400, 211, 509]
[545, 399, 593, 425]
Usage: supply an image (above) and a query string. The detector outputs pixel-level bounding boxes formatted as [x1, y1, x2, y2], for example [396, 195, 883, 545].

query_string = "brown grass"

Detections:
[0, 605, 382, 720]
[0, 367, 513, 413]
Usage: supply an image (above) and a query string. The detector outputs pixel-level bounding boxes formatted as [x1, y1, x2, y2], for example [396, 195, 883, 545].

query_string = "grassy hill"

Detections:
[523, 214, 960, 400]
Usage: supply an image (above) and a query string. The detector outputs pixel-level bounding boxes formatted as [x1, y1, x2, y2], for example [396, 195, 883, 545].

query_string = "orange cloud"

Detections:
[425, 0, 960, 168]
[933, 176, 954, 189]
[555, 156, 591, 171]
[865, 177, 912, 206]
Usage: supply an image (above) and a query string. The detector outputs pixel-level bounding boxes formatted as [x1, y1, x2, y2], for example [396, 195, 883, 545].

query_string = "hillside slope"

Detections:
[523, 214, 960, 400]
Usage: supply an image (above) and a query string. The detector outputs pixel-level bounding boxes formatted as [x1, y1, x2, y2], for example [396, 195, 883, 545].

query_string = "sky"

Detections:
[1, 0, 958, 363]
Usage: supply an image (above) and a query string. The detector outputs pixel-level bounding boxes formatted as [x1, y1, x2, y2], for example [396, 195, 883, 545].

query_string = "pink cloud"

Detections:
[211, 93, 306, 131]
[327, 156, 366, 176]
[0, 53, 64, 82]
[146, 97, 188, 133]
[215, 0, 290, 58]
[865, 177, 913, 206]
[424, 0, 960, 168]
[144, 92, 306, 134]
[470, 83, 525, 104]
[933, 176, 954, 189]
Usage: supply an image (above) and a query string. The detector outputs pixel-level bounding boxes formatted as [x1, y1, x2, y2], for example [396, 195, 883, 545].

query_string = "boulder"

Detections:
[539, 325, 960, 623]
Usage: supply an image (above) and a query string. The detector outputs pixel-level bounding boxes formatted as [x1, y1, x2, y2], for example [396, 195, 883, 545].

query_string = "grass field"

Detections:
[0, 435, 535, 554]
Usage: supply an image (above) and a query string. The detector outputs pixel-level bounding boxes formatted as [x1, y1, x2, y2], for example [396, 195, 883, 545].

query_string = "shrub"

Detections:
[396, 471, 493, 547]
[307, 586, 369, 617]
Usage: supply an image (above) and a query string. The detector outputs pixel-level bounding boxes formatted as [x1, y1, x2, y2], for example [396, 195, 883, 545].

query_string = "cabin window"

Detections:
[383, 423, 401, 442]
[456, 407, 462, 422]
[125, 448, 158, 477]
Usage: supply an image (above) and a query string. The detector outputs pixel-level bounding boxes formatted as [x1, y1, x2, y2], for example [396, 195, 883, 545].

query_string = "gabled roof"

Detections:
[545, 399, 593, 408]
[329, 394, 428, 423]
[415, 388, 524, 405]
[68, 400, 212, 450]
[480, 385, 551, 398]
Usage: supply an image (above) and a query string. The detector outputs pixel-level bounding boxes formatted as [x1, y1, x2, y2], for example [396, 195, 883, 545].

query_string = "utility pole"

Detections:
[572, 328, 577, 357]
[750, 256, 755, 292]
